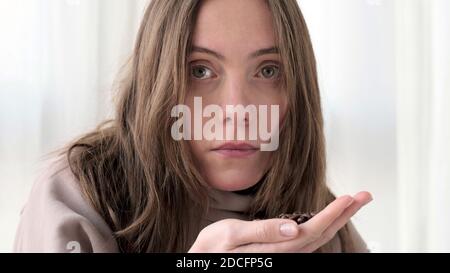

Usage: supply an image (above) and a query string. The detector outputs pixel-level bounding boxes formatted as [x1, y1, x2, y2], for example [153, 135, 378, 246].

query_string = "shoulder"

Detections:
[322, 222, 370, 253]
[346, 221, 370, 252]
[327, 221, 369, 253]
[13, 157, 119, 253]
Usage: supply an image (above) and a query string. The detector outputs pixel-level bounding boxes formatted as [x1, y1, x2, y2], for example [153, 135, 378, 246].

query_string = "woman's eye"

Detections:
[257, 65, 280, 79]
[191, 65, 215, 79]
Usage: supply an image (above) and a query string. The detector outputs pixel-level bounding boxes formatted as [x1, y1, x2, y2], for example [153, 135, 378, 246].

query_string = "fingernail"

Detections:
[363, 196, 373, 205]
[280, 223, 298, 237]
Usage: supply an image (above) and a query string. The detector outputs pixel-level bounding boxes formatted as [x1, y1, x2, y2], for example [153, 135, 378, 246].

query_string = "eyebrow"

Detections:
[190, 46, 279, 60]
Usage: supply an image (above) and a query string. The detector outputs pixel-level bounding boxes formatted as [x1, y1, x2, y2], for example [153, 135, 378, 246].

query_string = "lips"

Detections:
[211, 142, 259, 157]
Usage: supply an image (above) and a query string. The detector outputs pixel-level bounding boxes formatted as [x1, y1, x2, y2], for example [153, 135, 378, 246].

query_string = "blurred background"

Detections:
[0, 0, 449, 252]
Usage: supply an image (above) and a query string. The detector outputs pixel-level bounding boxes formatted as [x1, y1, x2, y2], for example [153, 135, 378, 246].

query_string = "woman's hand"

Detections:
[188, 191, 372, 253]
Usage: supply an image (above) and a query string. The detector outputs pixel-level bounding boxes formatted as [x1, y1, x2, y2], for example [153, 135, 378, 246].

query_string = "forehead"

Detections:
[192, 0, 276, 56]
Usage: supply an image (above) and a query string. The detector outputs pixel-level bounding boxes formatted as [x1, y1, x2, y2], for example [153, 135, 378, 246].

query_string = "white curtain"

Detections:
[0, 0, 149, 251]
[395, 0, 450, 252]
[300, 0, 450, 252]
[0, 0, 448, 252]
[300, 0, 398, 252]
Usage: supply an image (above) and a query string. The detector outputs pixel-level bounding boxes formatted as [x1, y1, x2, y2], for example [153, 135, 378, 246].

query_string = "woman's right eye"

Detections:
[191, 65, 216, 80]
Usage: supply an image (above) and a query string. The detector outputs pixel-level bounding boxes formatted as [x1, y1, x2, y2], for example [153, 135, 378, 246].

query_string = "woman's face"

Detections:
[185, 0, 287, 191]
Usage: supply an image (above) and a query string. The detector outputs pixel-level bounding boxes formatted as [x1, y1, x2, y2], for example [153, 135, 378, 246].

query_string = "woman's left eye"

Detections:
[191, 65, 215, 80]
[257, 65, 280, 79]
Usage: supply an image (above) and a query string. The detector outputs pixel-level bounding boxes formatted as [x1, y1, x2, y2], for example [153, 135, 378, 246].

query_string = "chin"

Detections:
[206, 173, 262, 192]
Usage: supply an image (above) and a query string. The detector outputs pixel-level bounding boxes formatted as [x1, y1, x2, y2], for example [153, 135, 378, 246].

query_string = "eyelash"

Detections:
[189, 62, 281, 81]
[190, 64, 216, 80]
[254, 64, 281, 80]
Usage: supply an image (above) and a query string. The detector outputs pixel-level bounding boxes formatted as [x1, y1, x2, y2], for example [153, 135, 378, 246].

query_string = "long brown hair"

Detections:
[63, 0, 356, 252]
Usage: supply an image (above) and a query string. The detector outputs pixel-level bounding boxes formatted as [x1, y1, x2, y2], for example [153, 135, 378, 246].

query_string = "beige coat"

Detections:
[13, 159, 368, 253]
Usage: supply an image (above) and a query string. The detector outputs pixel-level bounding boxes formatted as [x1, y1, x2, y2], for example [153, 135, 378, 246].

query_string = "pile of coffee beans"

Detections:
[277, 212, 316, 225]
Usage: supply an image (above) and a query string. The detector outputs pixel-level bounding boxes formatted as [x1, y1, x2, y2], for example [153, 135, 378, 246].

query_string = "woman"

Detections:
[14, 0, 372, 253]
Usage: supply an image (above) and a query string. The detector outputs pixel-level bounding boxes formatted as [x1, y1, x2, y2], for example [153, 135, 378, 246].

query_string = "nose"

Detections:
[220, 74, 251, 125]
[220, 73, 251, 107]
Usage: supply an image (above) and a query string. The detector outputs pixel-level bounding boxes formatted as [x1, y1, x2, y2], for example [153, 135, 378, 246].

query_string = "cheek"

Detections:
[279, 95, 288, 125]
[268, 92, 287, 121]
[250, 85, 288, 129]
[187, 140, 205, 171]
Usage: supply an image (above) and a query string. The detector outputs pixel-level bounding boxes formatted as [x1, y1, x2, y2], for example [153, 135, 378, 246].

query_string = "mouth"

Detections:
[211, 142, 259, 158]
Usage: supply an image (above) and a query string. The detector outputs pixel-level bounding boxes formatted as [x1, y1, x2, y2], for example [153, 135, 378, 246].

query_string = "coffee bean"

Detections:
[278, 212, 315, 225]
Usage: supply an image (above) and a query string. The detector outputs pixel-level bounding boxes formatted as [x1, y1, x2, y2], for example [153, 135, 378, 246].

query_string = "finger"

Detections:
[299, 191, 373, 252]
[298, 195, 354, 243]
[322, 191, 372, 235]
[234, 195, 355, 253]
[232, 218, 300, 245]
[232, 242, 286, 253]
